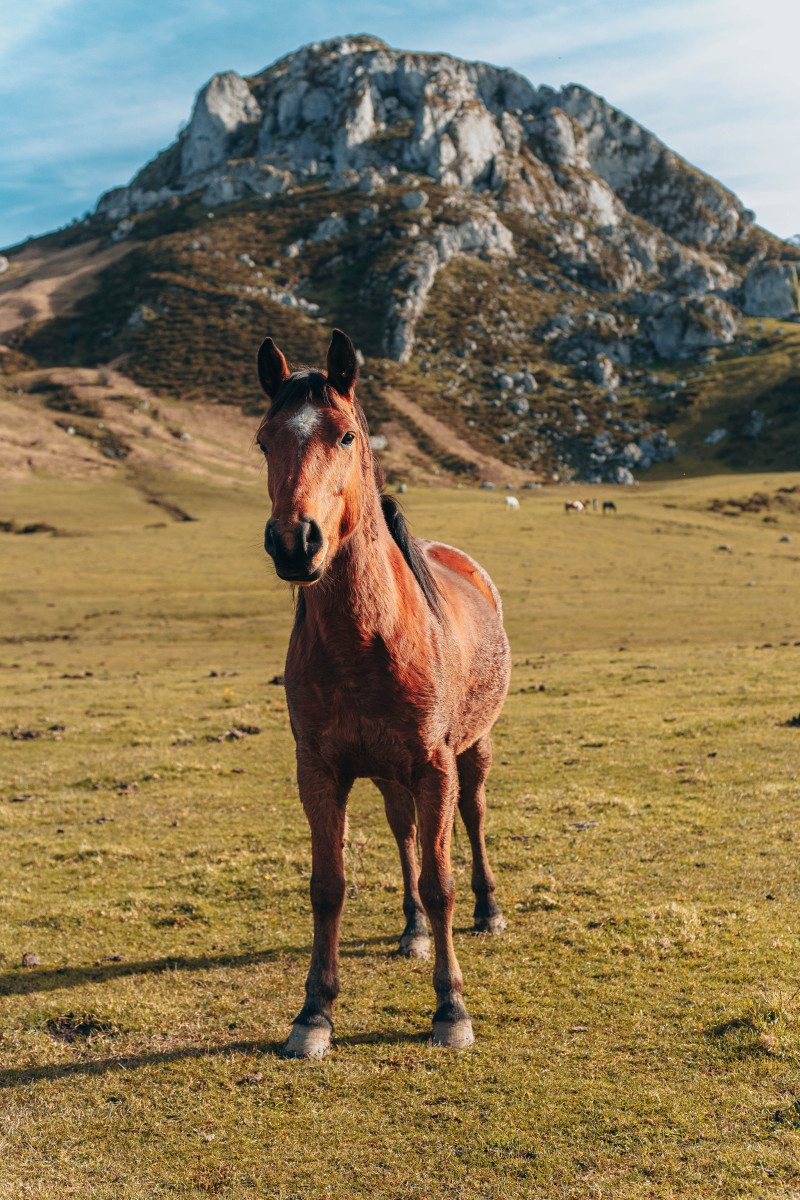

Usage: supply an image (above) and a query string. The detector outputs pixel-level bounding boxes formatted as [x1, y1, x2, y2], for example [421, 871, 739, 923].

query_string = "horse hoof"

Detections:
[398, 935, 431, 960]
[473, 913, 506, 935]
[281, 1023, 332, 1059]
[430, 1018, 475, 1049]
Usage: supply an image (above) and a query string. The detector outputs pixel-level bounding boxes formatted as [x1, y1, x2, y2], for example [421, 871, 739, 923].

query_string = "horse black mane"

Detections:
[265, 369, 444, 620]
[379, 494, 444, 618]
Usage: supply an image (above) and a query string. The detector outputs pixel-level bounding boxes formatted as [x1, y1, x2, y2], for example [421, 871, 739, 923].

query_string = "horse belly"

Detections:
[454, 629, 511, 753]
[429, 567, 511, 752]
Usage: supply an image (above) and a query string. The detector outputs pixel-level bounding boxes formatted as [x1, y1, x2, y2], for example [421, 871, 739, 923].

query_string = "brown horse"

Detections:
[256, 329, 511, 1057]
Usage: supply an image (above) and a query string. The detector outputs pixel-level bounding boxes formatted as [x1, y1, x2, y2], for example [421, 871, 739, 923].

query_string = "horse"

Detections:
[603, 501, 617, 514]
[256, 329, 511, 1058]
[565, 500, 584, 514]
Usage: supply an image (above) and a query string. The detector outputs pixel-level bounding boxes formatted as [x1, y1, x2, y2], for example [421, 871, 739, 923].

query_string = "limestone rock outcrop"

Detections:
[647, 295, 740, 359]
[93, 34, 764, 269]
[37, 33, 797, 486]
[389, 212, 515, 361]
[742, 261, 800, 318]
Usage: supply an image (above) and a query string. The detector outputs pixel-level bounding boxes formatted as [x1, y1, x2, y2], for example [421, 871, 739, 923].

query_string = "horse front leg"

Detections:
[416, 753, 473, 1048]
[282, 755, 352, 1059]
[373, 779, 430, 959]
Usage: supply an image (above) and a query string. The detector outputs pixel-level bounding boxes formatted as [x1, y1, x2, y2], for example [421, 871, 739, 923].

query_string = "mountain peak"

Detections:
[98, 33, 757, 256]
[5, 35, 799, 487]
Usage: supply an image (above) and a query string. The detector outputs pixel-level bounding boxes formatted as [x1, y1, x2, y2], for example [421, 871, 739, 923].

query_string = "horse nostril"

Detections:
[301, 518, 324, 560]
[264, 519, 277, 559]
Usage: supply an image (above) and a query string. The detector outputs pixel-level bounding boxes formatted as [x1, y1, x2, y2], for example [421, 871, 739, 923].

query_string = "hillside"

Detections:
[1, 34, 799, 484]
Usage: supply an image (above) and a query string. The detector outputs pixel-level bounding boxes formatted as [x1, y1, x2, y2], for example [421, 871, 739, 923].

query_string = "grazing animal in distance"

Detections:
[256, 329, 511, 1058]
[505, 495, 520, 510]
[565, 500, 584, 514]
[603, 501, 618, 514]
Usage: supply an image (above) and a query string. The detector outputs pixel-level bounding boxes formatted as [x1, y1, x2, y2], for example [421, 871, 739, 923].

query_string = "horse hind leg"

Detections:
[457, 736, 506, 935]
[416, 754, 473, 1048]
[373, 779, 430, 959]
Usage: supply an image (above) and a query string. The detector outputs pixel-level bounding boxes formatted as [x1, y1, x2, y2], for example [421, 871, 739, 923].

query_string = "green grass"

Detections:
[1, 471, 800, 1197]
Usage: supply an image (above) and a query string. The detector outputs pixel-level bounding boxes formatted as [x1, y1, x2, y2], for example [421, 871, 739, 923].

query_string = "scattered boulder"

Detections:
[742, 261, 800, 318]
[588, 355, 620, 389]
[202, 176, 248, 206]
[747, 409, 765, 438]
[110, 219, 134, 242]
[648, 295, 739, 359]
[358, 205, 379, 225]
[311, 213, 348, 242]
[402, 190, 429, 211]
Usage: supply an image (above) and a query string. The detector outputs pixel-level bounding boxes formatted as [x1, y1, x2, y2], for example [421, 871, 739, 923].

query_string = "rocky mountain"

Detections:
[2, 34, 799, 484]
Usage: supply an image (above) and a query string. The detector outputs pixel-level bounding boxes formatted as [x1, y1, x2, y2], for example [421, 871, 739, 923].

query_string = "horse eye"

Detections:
[259, 443, 268, 458]
[340, 432, 356, 446]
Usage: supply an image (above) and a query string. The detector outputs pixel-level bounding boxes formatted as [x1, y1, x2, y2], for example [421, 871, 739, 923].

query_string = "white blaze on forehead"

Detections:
[286, 404, 320, 443]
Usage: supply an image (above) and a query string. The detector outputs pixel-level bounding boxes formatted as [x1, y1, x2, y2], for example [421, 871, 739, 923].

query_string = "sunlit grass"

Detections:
[1, 471, 800, 1197]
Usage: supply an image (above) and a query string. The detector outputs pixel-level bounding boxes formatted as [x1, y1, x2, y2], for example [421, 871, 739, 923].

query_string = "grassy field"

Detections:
[2, 470, 800, 1198]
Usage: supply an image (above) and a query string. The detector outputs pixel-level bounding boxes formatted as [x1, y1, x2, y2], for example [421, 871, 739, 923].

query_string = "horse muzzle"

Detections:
[264, 516, 326, 584]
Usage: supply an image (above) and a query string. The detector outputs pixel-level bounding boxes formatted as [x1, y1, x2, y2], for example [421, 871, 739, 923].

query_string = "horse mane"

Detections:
[379, 494, 444, 618]
[263, 368, 444, 620]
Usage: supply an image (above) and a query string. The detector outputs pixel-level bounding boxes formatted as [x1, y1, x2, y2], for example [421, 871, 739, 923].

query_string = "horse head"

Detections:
[256, 329, 370, 585]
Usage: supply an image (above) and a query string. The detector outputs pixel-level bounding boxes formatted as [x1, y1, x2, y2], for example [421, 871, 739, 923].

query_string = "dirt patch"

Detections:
[2, 723, 65, 741]
[0, 366, 264, 483]
[45, 1011, 118, 1042]
[708, 490, 800, 515]
[145, 496, 195, 522]
[384, 388, 532, 486]
[0, 239, 133, 338]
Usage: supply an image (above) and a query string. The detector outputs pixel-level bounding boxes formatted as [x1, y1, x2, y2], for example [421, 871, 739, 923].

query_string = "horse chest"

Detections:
[286, 653, 443, 779]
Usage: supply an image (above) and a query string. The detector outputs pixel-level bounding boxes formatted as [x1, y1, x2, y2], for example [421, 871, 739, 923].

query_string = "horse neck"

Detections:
[302, 482, 402, 640]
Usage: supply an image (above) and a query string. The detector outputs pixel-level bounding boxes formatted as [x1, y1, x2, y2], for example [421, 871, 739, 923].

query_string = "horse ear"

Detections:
[326, 329, 359, 397]
[257, 337, 290, 399]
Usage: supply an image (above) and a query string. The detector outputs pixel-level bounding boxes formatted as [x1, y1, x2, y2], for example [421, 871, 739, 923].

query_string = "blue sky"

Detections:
[2, 0, 799, 248]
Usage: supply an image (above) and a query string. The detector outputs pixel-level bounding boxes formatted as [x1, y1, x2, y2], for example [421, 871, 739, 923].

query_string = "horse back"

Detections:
[424, 541, 504, 622]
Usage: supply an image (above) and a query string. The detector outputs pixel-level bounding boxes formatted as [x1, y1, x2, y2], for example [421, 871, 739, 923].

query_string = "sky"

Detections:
[2, 0, 799, 249]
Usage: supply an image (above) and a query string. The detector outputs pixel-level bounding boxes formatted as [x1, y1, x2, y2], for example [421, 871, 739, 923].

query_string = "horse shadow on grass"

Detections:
[0, 1027, 427, 1089]
[0, 935, 399, 998]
